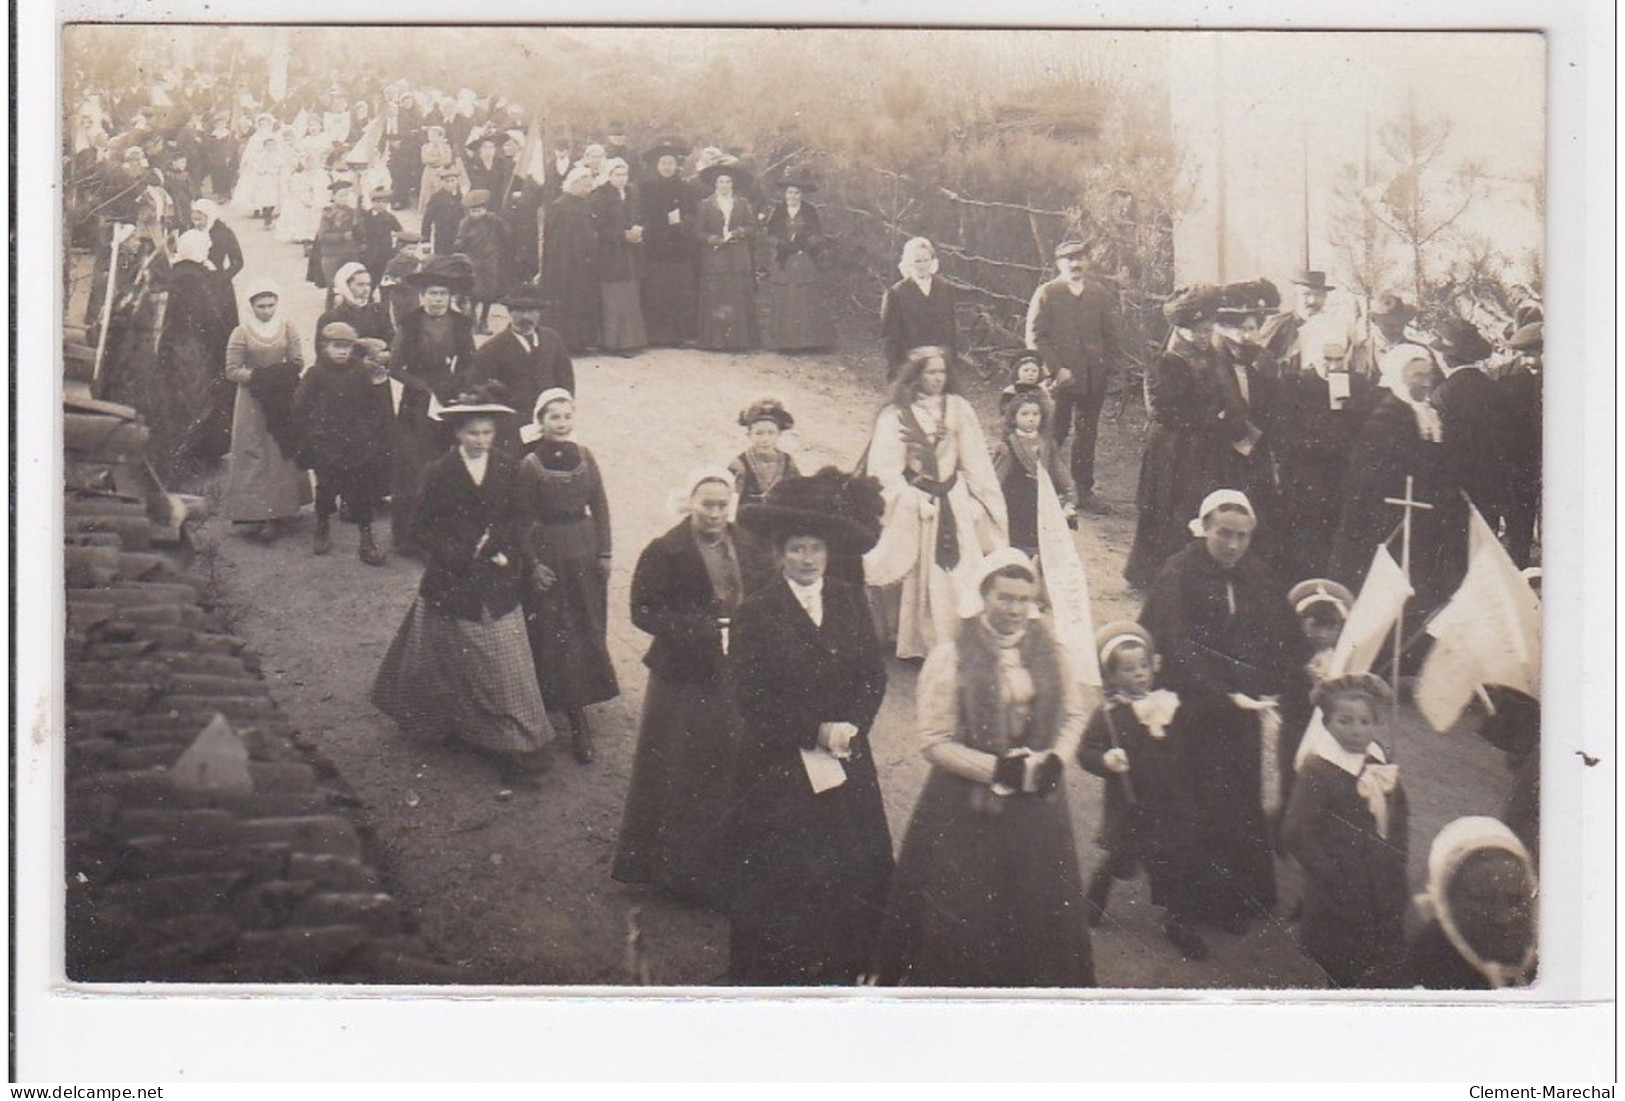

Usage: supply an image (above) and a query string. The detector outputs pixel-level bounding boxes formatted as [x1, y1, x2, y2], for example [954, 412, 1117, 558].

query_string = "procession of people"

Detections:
[65, 58, 1544, 993]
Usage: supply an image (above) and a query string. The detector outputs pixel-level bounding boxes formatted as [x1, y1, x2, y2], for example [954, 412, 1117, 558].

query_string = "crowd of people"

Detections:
[66, 59, 1543, 991]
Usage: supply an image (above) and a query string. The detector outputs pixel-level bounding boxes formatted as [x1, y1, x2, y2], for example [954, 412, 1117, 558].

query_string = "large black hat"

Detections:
[773, 171, 819, 193]
[1291, 270, 1336, 292]
[738, 396, 795, 431]
[1428, 315, 1495, 367]
[1214, 277, 1281, 321]
[1507, 321, 1543, 354]
[738, 467, 884, 556]
[405, 253, 473, 292]
[642, 136, 692, 164]
[1161, 284, 1222, 328]
[500, 283, 551, 311]
[431, 380, 516, 423]
[697, 161, 754, 193]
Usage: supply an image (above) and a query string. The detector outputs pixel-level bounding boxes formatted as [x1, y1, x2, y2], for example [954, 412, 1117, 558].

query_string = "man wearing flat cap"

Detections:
[465, 284, 575, 460]
[1024, 237, 1124, 512]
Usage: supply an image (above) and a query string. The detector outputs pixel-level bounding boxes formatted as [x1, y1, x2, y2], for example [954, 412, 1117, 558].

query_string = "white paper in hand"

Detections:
[800, 747, 847, 793]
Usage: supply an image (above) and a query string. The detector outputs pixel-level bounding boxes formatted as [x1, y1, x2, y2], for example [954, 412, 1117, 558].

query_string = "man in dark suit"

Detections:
[463, 283, 574, 459]
[880, 237, 959, 382]
[1429, 315, 1505, 531]
[1025, 238, 1123, 511]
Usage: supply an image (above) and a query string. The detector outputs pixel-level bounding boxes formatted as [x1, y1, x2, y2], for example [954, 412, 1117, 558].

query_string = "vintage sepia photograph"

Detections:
[20, 0, 1615, 1079]
[52, 21, 1555, 997]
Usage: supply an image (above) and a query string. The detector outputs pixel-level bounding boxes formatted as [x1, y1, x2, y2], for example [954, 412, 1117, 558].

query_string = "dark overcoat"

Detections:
[727, 576, 892, 984]
[592, 181, 644, 284]
[1282, 757, 1411, 987]
[540, 193, 601, 351]
[879, 276, 958, 376]
[630, 520, 774, 685]
[412, 447, 530, 622]
[1026, 276, 1122, 393]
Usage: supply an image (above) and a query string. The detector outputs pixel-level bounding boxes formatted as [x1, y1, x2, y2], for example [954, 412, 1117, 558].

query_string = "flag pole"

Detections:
[1383, 475, 1434, 760]
[91, 222, 130, 394]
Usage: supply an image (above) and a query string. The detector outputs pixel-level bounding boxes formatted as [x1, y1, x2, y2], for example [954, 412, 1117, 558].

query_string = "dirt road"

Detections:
[190, 205, 1510, 988]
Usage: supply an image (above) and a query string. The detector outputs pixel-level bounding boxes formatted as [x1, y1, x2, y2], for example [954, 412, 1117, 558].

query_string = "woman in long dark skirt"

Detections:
[592, 159, 647, 353]
[516, 389, 619, 766]
[762, 177, 835, 351]
[386, 256, 477, 557]
[611, 469, 774, 907]
[693, 165, 759, 351]
[727, 469, 892, 985]
[1139, 490, 1300, 933]
[1124, 286, 1219, 589]
[638, 139, 698, 346]
[541, 167, 602, 354]
[873, 549, 1095, 987]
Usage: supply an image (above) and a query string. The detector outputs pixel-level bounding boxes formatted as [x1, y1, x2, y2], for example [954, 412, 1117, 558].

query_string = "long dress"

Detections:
[727, 575, 893, 984]
[516, 441, 620, 712]
[1139, 542, 1299, 926]
[388, 308, 476, 554]
[235, 130, 282, 212]
[372, 448, 556, 757]
[1124, 339, 1212, 589]
[221, 319, 309, 523]
[763, 201, 834, 351]
[873, 616, 1096, 987]
[694, 193, 759, 350]
[540, 192, 601, 353]
[611, 520, 773, 907]
[861, 393, 1009, 659]
[136, 258, 235, 479]
[638, 172, 698, 345]
[274, 163, 327, 243]
[592, 182, 647, 350]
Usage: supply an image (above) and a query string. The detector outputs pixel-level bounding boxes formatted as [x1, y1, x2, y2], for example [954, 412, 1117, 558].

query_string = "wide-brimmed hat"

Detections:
[642, 136, 691, 164]
[738, 467, 884, 556]
[697, 161, 753, 192]
[737, 396, 794, 431]
[1291, 270, 1336, 291]
[1162, 284, 1221, 329]
[404, 254, 473, 292]
[430, 381, 516, 422]
[462, 189, 491, 209]
[1368, 292, 1418, 330]
[1428, 315, 1495, 367]
[500, 284, 551, 311]
[465, 131, 498, 152]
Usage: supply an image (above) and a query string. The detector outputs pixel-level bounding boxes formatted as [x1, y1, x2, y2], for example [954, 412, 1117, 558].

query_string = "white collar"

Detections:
[912, 275, 933, 294]
[1314, 737, 1387, 777]
[786, 575, 824, 599]
[460, 449, 490, 482]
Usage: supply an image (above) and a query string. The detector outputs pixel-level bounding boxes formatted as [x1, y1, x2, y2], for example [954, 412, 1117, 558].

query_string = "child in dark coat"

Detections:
[1282, 672, 1410, 988]
[292, 322, 395, 565]
[1277, 578, 1353, 825]
[1076, 621, 1206, 960]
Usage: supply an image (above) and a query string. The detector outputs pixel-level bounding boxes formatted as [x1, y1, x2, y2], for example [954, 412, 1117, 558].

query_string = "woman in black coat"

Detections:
[541, 167, 602, 353]
[611, 469, 775, 908]
[371, 396, 558, 785]
[638, 140, 698, 346]
[1139, 490, 1300, 933]
[727, 469, 892, 985]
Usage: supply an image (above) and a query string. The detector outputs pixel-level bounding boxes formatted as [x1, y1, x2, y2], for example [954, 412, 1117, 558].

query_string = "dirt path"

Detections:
[193, 205, 1509, 989]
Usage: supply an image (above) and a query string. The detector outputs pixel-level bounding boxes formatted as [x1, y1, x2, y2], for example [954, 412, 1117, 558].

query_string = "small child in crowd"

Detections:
[990, 390, 1077, 560]
[729, 397, 801, 510]
[1281, 672, 1410, 988]
[292, 322, 394, 566]
[1402, 816, 1537, 989]
[1278, 578, 1354, 814]
[1076, 622, 1206, 960]
[997, 351, 1054, 417]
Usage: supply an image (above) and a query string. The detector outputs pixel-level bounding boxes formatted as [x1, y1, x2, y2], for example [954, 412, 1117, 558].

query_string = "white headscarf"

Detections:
[1187, 489, 1256, 537]
[668, 465, 737, 519]
[331, 261, 371, 308]
[602, 158, 630, 193]
[1415, 817, 1538, 988]
[519, 387, 576, 445]
[173, 229, 212, 267]
[898, 237, 940, 282]
[1379, 343, 1445, 443]
[241, 277, 285, 342]
[190, 197, 220, 231]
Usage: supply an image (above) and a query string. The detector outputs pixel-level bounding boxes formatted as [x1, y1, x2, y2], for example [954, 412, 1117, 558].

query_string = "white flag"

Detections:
[1415, 505, 1542, 731]
[1295, 543, 1413, 771]
[1035, 463, 1100, 686]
